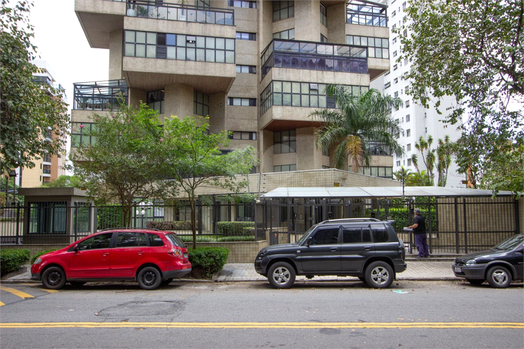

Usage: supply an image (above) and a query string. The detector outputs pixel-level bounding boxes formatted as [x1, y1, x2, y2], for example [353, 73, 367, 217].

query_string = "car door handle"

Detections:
[102, 252, 109, 256]
[137, 251, 143, 255]
[364, 246, 372, 251]
[330, 248, 338, 252]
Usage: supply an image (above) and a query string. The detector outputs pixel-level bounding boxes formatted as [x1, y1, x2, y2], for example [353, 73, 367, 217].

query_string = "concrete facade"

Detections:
[73, 0, 393, 186]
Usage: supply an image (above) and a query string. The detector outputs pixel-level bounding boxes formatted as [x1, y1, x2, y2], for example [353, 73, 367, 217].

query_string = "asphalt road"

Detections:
[0, 280, 523, 349]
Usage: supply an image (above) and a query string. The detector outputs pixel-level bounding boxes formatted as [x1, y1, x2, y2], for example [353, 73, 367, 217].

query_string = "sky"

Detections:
[29, 0, 109, 108]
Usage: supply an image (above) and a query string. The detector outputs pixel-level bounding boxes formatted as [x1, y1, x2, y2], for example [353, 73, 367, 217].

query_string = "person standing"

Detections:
[409, 208, 430, 258]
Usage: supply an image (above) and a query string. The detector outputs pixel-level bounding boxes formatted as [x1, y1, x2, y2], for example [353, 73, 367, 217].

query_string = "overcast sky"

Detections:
[30, 0, 109, 107]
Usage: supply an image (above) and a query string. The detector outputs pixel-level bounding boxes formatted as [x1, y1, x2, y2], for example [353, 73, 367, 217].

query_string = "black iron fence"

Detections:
[0, 196, 520, 257]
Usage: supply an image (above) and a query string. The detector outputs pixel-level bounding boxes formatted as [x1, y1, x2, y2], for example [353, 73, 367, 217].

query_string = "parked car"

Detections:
[452, 234, 524, 288]
[31, 228, 192, 290]
[254, 218, 407, 289]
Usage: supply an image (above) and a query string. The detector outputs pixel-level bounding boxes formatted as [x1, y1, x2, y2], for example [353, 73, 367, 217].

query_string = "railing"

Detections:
[73, 79, 128, 111]
[346, 0, 387, 28]
[125, 0, 234, 26]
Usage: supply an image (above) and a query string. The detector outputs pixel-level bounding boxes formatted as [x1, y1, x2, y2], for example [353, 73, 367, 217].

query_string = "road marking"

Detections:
[0, 301, 4, 306]
[0, 286, 35, 300]
[0, 322, 523, 329]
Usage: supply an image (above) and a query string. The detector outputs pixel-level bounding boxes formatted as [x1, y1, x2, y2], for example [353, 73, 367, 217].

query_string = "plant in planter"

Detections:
[188, 247, 229, 279]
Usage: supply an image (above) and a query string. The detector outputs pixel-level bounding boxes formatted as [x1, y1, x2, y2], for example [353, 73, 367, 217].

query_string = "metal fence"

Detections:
[0, 196, 520, 256]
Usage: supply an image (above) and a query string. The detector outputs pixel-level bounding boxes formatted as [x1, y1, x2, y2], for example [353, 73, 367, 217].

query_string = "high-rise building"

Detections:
[371, 0, 464, 187]
[73, 0, 396, 183]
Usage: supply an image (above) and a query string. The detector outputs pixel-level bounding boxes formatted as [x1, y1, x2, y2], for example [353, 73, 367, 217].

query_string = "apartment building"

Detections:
[16, 60, 68, 188]
[371, 0, 464, 187]
[73, 0, 396, 183]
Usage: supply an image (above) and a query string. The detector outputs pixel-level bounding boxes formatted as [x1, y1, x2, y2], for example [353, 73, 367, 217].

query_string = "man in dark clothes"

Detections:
[409, 208, 429, 258]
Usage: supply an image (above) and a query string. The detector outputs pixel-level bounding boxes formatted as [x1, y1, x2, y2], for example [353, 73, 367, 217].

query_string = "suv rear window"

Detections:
[342, 227, 372, 243]
[371, 225, 389, 242]
[165, 233, 187, 248]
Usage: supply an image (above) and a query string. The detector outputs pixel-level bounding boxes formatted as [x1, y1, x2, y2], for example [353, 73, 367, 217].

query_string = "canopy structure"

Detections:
[260, 187, 514, 199]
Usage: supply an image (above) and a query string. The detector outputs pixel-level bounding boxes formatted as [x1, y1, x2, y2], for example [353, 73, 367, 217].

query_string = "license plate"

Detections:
[454, 266, 462, 273]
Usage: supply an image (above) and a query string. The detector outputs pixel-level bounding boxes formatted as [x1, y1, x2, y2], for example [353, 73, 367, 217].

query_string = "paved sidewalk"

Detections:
[1, 260, 456, 284]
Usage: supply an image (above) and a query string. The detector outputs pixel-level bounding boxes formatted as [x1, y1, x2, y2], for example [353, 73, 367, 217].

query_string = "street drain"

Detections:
[96, 301, 185, 317]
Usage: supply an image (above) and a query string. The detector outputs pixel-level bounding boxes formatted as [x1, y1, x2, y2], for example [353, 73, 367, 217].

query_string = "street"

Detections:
[0, 280, 523, 348]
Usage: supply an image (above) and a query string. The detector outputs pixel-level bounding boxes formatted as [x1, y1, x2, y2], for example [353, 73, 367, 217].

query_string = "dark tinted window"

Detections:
[77, 233, 113, 251]
[310, 228, 339, 245]
[372, 225, 389, 242]
[166, 233, 187, 248]
[116, 232, 146, 247]
[148, 233, 165, 246]
[342, 227, 372, 243]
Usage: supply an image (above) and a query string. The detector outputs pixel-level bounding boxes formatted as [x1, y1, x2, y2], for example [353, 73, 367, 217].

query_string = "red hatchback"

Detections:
[31, 229, 192, 290]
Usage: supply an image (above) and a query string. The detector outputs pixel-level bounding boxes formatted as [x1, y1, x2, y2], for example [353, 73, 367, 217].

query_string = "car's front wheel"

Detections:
[365, 261, 394, 288]
[137, 266, 162, 290]
[42, 266, 66, 289]
[486, 266, 512, 288]
[267, 262, 296, 289]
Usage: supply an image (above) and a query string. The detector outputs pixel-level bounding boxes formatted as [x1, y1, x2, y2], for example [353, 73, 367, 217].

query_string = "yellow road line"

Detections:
[1, 322, 523, 329]
[0, 286, 35, 300]
[39, 288, 58, 294]
[0, 301, 4, 306]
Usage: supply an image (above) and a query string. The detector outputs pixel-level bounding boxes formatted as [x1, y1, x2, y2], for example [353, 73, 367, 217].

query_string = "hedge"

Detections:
[0, 249, 30, 276]
[147, 221, 193, 230]
[188, 246, 229, 278]
[216, 221, 255, 236]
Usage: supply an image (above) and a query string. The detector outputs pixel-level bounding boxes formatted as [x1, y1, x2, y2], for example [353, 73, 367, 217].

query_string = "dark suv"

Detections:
[254, 218, 406, 289]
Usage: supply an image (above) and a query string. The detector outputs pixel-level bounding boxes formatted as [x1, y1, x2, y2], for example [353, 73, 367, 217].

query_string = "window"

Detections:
[407, 143, 411, 151]
[125, 30, 235, 64]
[371, 226, 389, 242]
[273, 164, 297, 172]
[343, 227, 372, 243]
[77, 233, 113, 251]
[425, 127, 428, 133]
[407, 158, 412, 166]
[393, 50, 397, 57]
[228, 97, 256, 106]
[194, 91, 209, 116]
[346, 35, 389, 59]
[320, 3, 327, 27]
[148, 233, 164, 247]
[320, 34, 328, 43]
[116, 232, 147, 248]
[71, 122, 97, 148]
[396, 160, 401, 167]
[236, 65, 256, 74]
[147, 89, 164, 114]
[405, 114, 410, 122]
[273, 1, 294, 22]
[406, 129, 411, 137]
[346, 0, 387, 27]
[405, 100, 410, 107]
[274, 130, 296, 154]
[273, 28, 295, 40]
[229, 131, 257, 140]
[228, 0, 256, 8]
[310, 228, 339, 245]
[394, 78, 398, 84]
[393, 64, 398, 71]
[236, 32, 256, 41]
[384, 81, 391, 89]
[394, 91, 399, 98]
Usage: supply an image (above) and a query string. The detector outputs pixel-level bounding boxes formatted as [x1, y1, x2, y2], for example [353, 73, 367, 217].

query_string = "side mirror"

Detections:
[73, 244, 79, 252]
[306, 237, 313, 247]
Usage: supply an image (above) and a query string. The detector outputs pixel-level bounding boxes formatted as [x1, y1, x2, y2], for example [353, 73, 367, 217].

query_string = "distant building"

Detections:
[371, 0, 464, 187]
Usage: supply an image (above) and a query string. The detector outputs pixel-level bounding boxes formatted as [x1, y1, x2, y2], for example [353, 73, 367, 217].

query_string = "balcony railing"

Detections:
[125, 0, 234, 26]
[73, 79, 128, 111]
[261, 39, 368, 78]
[346, 0, 387, 27]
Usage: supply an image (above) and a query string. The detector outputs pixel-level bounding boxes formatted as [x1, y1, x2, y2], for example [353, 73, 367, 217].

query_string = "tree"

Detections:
[399, 0, 523, 195]
[436, 136, 454, 187]
[40, 175, 84, 189]
[393, 167, 432, 187]
[0, 0, 69, 175]
[479, 144, 524, 198]
[413, 135, 456, 187]
[311, 86, 403, 172]
[158, 116, 258, 249]
[69, 103, 165, 226]
[414, 136, 436, 182]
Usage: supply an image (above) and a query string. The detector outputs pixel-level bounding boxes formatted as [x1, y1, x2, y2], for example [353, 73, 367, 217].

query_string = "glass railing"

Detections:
[73, 79, 128, 111]
[261, 39, 368, 78]
[124, 0, 234, 26]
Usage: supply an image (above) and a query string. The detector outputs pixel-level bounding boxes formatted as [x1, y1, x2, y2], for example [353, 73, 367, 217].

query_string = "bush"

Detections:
[188, 246, 229, 279]
[147, 221, 193, 230]
[97, 205, 124, 229]
[30, 249, 58, 265]
[0, 249, 30, 276]
[217, 221, 255, 236]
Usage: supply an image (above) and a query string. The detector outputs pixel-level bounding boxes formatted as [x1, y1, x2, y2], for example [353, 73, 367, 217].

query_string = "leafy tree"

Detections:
[0, 0, 69, 175]
[40, 175, 84, 189]
[69, 103, 165, 226]
[157, 116, 258, 249]
[436, 136, 454, 187]
[311, 86, 403, 172]
[479, 143, 524, 198]
[413, 135, 455, 187]
[393, 167, 432, 187]
[399, 0, 523, 195]
[414, 136, 436, 181]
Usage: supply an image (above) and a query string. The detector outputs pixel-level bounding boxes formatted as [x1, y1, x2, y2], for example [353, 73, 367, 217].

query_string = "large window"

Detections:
[228, 97, 256, 106]
[236, 65, 256, 74]
[346, 0, 387, 27]
[273, 1, 294, 22]
[124, 30, 235, 63]
[320, 3, 327, 27]
[274, 164, 297, 172]
[194, 91, 209, 116]
[147, 89, 164, 114]
[260, 81, 368, 116]
[71, 122, 96, 148]
[348, 166, 394, 179]
[274, 130, 296, 154]
[273, 29, 295, 40]
[346, 35, 389, 59]
[229, 131, 257, 140]
[236, 32, 256, 41]
[228, 0, 256, 8]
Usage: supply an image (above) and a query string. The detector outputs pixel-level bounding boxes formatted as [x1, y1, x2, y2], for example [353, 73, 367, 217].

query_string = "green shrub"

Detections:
[30, 249, 59, 265]
[0, 249, 30, 276]
[146, 221, 193, 230]
[179, 235, 217, 243]
[217, 235, 255, 242]
[188, 246, 229, 278]
[217, 221, 255, 236]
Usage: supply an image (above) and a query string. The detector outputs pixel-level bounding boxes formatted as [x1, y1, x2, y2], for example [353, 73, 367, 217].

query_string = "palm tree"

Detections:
[311, 85, 403, 172]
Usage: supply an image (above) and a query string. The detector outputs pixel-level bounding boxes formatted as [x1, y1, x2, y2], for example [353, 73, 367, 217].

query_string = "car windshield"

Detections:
[493, 234, 524, 251]
[297, 224, 319, 245]
[165, 233, 187, 248]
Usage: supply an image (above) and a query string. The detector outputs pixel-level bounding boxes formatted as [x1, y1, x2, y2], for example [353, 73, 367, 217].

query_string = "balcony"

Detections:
[73, 79, 128, 111]
[346, 0, 387, 27]
[261, 40, 368, 79]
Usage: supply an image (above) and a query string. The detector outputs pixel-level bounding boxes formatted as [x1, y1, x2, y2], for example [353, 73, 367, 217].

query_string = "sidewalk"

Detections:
[1, 260, 456, 284]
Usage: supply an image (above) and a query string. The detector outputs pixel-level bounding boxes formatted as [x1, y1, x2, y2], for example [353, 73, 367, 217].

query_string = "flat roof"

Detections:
[261, 187, 514, 198]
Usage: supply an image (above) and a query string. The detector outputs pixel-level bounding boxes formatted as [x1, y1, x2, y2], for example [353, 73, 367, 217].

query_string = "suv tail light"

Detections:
[168, 249, 183, 258]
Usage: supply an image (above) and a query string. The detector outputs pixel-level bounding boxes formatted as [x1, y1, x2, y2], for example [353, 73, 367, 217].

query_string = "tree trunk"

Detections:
[190, 197, 197, 249]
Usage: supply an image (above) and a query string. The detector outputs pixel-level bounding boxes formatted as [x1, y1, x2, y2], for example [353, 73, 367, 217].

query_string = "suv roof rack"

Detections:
[100, 227, 161, 231]
[319, 218, 382, 224]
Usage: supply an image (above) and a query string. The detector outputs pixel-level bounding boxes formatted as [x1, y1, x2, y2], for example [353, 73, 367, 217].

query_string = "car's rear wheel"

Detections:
[42, 266, 66, 289]
[365, 261, 394, 288]
[267, 262, 295, 289]
[486, 266, 512, 288]
[466, 278, 484, 285]
[137, 266, 162, 290]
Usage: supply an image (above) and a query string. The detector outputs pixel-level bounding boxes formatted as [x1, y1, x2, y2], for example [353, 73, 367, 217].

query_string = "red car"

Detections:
[31, 228, 192, 290]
